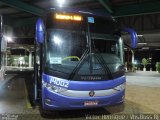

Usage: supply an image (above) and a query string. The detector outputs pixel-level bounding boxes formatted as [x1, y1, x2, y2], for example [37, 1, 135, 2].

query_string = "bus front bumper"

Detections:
[42, 88, 125, 110]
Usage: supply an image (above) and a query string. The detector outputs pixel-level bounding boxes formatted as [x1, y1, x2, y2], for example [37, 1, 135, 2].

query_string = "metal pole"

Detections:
[29, 51, 32, 67]
[127, 48, 129, 70]
[0, 15, 3, 69]
[131, 49, 135, 64]
[5, 52, 7, 66]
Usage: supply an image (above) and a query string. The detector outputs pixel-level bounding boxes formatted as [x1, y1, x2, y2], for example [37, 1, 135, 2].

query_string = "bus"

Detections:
[34, 8, 137, 116]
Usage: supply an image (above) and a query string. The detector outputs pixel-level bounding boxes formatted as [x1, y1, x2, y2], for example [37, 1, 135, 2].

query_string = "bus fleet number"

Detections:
[50, 77, 69, 88]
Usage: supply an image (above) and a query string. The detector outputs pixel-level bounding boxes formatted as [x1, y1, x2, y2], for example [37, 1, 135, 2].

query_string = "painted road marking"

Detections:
[23, 80, 32, 109]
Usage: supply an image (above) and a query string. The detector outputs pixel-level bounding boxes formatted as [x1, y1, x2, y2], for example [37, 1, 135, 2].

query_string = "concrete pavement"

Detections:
[0, 71, 160, 119]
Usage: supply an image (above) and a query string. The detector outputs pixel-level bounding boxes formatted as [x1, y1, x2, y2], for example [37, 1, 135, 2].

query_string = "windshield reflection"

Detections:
[45, 29, 123, 77]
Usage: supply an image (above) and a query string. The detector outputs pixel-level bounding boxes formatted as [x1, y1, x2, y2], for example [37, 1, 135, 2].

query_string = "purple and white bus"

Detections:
[34, 8, 137, 117]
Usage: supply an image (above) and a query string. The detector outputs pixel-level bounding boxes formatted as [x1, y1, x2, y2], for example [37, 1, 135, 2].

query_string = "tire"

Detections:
[40, 108, 49, 118]
[40, 107, 57, 118]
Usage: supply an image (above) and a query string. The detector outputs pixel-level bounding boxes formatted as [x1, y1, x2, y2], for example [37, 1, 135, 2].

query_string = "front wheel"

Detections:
[40, 107, 57, 118]
[40, 107, 49, 118]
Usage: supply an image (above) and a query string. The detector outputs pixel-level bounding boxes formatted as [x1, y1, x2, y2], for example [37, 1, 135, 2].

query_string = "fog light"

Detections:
[45, 99, 52, 105]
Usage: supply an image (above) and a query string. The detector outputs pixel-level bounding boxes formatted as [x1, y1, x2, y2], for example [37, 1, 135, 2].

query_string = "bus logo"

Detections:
[89, 91, 95, 97]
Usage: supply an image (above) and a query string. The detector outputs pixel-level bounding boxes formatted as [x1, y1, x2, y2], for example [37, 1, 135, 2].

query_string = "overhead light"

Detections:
[78, 11, 93, 14]
[5, 36, 13, 42]
[137, 35, 143, 37]
[57, 0, 65, 7]
[19, 47, 24, 49]
[142, 47, 149, 50]
[134, 60, 138, 65]
[138, 49, 143, 51]
[138, 42, 147, 45]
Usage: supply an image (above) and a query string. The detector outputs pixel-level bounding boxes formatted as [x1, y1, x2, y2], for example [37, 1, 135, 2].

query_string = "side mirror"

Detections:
[36, 18, 45, 44]
[122, 28, 137, 48]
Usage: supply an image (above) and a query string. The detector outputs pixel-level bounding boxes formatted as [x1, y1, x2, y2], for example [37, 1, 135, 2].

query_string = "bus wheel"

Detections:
[40, 108, 50, 118]
[40, 107, 56, 118]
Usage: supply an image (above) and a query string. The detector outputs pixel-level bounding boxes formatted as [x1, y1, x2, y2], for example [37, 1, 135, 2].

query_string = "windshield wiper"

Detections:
[94, 53, 113, 79]
[68, 49, 89, 80]
[91, 39, 113, 79]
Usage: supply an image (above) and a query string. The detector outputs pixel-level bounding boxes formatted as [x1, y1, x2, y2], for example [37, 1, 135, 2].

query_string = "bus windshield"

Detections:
[45, 28, 87, 74]
[45, 13, 124, 80]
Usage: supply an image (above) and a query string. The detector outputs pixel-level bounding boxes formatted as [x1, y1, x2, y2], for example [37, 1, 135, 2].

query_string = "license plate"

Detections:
[84, 101, 98, 106]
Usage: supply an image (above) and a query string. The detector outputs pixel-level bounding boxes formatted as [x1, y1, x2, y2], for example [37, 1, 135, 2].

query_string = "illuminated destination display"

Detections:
[55, 13, 82, 21]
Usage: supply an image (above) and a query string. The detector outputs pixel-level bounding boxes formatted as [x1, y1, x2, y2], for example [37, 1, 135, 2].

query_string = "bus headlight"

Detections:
[119, 83, 126, 89]
[42, 81, 68, 93]
[114, 83, 126, 91]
